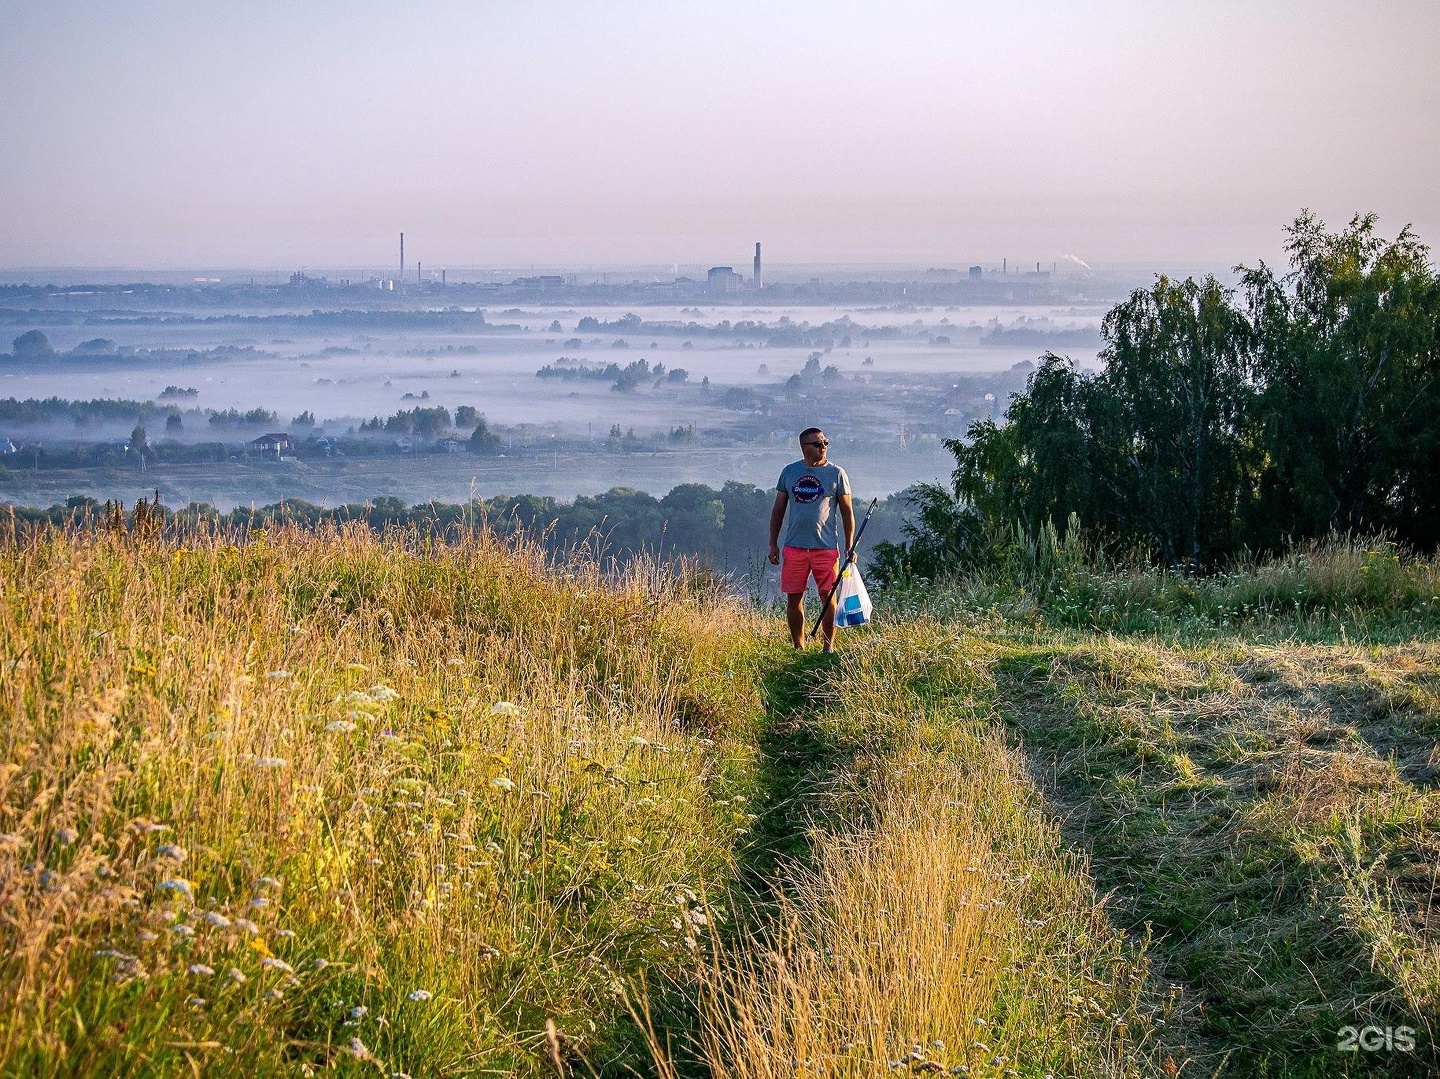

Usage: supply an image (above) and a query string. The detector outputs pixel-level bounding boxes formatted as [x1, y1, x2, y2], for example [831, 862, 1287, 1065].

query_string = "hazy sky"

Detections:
[1, 0, 1436, 270]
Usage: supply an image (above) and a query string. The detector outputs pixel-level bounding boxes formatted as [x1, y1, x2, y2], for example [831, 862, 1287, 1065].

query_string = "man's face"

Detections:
[800, 432, 828, 464]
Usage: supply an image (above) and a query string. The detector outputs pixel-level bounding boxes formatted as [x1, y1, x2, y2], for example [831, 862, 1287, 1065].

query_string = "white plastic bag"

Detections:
[833, 564, 873, 628]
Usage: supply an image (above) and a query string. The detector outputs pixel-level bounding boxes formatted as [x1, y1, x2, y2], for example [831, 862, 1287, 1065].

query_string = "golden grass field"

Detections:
[1, 516, 1436, 1076]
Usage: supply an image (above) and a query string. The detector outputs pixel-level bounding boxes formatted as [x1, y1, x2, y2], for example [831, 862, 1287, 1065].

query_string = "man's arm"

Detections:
[838, 494, 855, 556]
[768, 490, 787, 565]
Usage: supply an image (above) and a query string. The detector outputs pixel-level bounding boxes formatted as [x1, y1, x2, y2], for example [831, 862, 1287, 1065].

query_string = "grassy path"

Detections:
[676, 630, 1173, 1079]
[990, 636, 1440, 1077]
[700, 624, 1440, 1076]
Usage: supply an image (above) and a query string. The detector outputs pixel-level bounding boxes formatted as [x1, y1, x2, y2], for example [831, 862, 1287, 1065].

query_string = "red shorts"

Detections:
[781, 546, 839, 595]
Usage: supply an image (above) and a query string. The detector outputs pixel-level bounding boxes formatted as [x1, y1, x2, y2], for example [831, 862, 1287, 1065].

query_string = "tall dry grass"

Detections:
[0, 519, 763, 1076]
[688, 624, 1172, 1078]
[695, 765, 1009, 1077]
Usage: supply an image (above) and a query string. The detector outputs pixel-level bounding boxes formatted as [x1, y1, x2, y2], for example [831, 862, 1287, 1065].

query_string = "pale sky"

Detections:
[1, 0, 1436, 270]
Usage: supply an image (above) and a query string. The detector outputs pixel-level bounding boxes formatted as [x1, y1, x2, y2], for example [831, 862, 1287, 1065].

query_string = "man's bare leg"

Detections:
[785, 592, 805, 648]
[821, 596, 838, 652]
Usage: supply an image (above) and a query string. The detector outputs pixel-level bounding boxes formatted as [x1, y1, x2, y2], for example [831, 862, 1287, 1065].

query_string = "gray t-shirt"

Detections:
[777, 460, 851, 550]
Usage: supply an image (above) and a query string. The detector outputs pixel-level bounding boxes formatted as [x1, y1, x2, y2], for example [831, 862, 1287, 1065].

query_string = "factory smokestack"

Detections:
[753, 242, 762, 289]
[399, 233, 404, 282]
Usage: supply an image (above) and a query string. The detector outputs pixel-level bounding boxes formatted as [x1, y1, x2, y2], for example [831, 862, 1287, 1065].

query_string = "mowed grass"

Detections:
[877, 536, 1440, 1075]
[994, 637, 1440, 1075]
[0, 521, 765, 1076]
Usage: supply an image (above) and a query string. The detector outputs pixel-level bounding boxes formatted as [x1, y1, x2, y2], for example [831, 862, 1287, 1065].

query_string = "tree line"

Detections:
[6, 483, 911, 579]
[876, 213, 1440, 580]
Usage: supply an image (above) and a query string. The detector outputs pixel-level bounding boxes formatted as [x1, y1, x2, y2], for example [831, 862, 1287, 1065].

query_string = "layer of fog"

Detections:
[1, 302, 1103, 437]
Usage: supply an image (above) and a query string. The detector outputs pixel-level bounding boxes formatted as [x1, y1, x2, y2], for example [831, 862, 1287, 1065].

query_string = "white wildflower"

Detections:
[348, 1005, 368, 1019]
[348, 1037, 369, 1060]
[489, 701, 522, 716]
[156, 878, 193, 899]
[201, 911, 231, 928]
[266, 670, 291, 680]
[260, 957, 293, 973]
[257, 876, 283, 891]
[171, 924, 196, 938]
[227, 968, 247, 983]
[325, 720, 358, 733]
[188, 963, 215, 976]
[54, 826, 79, 846]
[233, 917, 260, 934]
[406, 989, 433, 1002]
[156, 843, 187, 863]
[249, 896, 270, 909]
[368, 684, 399, 702]
[266, 988, 285, 1001]
[312, 958, 330, 970]
[136, 929, 158, 943]
[186, 996, 207, 1007]
[275, 929, 296, 939]
[489, 776, 515, 793]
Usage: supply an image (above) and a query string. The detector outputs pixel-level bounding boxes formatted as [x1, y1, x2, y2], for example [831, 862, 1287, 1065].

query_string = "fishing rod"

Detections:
[811, 496, 879, 639]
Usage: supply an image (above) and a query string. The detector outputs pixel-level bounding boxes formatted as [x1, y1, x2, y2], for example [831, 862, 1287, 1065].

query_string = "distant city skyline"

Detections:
[2, 1, 1436, 270]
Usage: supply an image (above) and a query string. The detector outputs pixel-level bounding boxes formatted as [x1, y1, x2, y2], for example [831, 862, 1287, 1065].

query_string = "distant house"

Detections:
[0, 438, 16, 455]
[249, 433, 292, 456]
[435, 438, 466, 454]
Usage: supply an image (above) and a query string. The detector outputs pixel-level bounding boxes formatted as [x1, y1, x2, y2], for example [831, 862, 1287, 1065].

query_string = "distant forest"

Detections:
[880, 213, 1440, 578]
[4, 484, 909, 578]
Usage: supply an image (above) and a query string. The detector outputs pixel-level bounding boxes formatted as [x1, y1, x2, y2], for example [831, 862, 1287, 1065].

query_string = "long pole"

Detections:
[811, 497, 878, 639]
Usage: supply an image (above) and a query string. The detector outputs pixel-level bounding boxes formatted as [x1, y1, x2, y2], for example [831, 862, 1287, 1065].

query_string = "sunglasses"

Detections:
[802, 439, 829, 448]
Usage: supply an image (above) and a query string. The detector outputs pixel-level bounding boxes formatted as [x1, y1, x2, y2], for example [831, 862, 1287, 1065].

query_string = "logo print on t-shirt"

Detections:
[792, 475, 824, 504]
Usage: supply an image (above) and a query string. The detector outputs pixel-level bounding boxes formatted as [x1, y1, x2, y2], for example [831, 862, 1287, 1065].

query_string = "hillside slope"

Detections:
[1, 521, 1435, 1076]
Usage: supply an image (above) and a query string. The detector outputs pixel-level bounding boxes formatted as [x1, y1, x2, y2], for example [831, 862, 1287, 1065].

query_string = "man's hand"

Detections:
[768, 490, 788, 565]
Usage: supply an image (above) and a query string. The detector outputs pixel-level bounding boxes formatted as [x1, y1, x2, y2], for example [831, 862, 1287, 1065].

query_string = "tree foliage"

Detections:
[887, 213, 1440, 580]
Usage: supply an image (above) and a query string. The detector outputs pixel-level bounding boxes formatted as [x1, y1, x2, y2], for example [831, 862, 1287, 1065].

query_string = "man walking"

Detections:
[769, 427, 855, 652]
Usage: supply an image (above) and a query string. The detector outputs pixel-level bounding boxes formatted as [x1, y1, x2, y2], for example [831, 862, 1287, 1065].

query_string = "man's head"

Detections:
[799, 427, 829, 464]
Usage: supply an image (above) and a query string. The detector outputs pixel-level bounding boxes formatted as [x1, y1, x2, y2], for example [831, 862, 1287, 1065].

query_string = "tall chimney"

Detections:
[753, 242, 762, 289]
[399, 233, 404, 281]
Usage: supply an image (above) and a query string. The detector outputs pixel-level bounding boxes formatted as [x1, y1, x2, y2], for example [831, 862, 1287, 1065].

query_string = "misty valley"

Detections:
[0, 288, 1106, 536]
